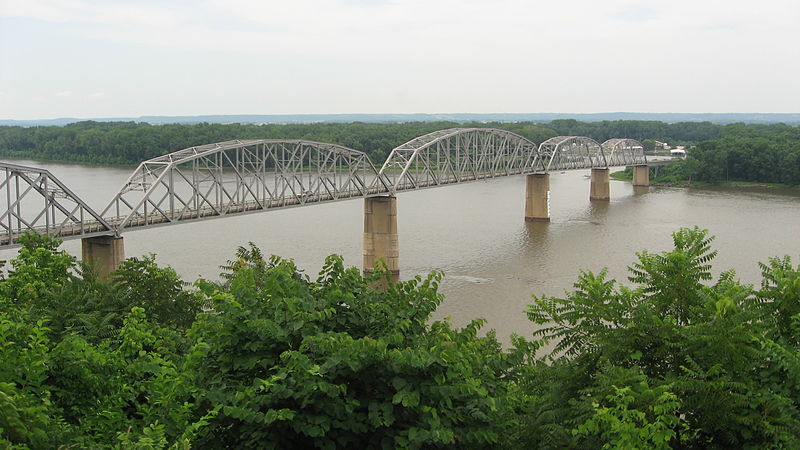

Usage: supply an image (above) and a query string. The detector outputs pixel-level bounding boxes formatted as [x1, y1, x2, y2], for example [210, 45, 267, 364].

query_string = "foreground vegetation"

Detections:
[2, 227, 800, 448]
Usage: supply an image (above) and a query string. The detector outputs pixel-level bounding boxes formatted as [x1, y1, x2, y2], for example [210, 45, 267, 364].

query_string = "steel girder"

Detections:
[101, 140, 390, 232]
[601, 139, 647, 166]
[377, 128, 543, 191]
[0, 163, 113, 247]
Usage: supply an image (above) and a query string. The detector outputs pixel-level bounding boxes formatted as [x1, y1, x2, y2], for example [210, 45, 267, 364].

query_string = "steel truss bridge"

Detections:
[0, 128, 648, 248]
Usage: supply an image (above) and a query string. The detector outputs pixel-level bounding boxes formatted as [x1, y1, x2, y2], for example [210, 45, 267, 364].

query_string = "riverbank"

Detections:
[610, 169, 799, 189]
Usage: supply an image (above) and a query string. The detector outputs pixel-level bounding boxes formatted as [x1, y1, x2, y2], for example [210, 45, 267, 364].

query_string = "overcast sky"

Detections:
[1, 0, 798, 119]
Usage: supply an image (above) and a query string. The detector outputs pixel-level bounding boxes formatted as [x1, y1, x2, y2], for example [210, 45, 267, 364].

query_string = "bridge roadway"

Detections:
[0, 128, 676, 278]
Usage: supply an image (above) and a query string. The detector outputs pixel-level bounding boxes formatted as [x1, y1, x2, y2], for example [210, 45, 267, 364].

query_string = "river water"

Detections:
[3, 159, 800, 342]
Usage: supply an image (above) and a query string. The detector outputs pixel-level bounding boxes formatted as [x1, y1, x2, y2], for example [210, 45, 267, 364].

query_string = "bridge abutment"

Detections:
[363, 196, 399, 282]
[590, 168, 610, 201]
[632, 164, 649, 186]
[525, 173, 550, 222]
[81, 235, 125, 279]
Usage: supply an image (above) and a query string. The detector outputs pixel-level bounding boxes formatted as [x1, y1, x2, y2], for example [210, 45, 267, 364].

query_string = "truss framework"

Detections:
[378, 129, 647, 191]
[538, 136, 606, 170]
[377, 128, 543, 191]
[0, 163, 113, 246]
[601, 138, 647, 166]
[101, 140, 390, 232]
[0, 131, 649, 247]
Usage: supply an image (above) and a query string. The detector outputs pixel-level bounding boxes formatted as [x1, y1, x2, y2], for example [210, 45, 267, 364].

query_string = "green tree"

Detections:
[191, 251, 524, 448]
[110, 255, 206, 330]
[525, 227, 800, 448]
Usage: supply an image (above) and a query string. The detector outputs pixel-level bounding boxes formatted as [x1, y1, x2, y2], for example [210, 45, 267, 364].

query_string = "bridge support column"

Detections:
[81, 235, 125, 279]
[363, 196, 399, 282]
[525, 173, 550, 222]
[632, 164, 649, 186]
[590, 168, 610, 201]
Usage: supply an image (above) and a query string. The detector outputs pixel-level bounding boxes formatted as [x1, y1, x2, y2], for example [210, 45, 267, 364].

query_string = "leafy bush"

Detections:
[3, 229, 800, 448]
[526, 227, 800, 447]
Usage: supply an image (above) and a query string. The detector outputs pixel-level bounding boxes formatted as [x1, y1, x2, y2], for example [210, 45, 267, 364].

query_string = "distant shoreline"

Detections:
[610, 170, 799, 190]
[2, 112, 800, 127]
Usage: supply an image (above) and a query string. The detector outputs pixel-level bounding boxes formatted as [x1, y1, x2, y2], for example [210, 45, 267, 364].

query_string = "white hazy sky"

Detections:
[1, 0, 798, 119]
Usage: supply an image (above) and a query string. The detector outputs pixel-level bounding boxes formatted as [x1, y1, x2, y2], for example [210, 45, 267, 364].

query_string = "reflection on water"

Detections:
[587, 200, 610, 220]
[2, 159, 800, 343]
[521, 220, 550, 249]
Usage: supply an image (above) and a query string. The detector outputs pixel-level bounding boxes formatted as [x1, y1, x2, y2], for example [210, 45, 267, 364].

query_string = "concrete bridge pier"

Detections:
[81, 235, 125, 279]
[632, 164, 650, 186]
[525, 173, 550, 222]
[590, 168, 610, 201]
[363, 196, 399, 282]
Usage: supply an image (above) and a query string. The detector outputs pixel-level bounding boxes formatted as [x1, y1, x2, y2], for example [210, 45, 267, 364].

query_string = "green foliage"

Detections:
[3, 119, 796, 186]
[0, 121, 476, 166]
[528, 268, 637, 358]
[191, 252, 523, 448]
[0, 235, 202, 341]
[628, 226, 717, 325]
[572, 122, 799, 187]
[525, 226, 800, 448]
[757, 256, 800, 344]
[0, 119, 737, 167]
[544, 119, 721, 143]
[0, 315, 62, 448]
[1, 237, 528, 448]
[574, 381, 680, 449]
[0, 235, 211, 447]
[684, 123, 800, 185]
[3, 229, 800, 448]
[1, 233, 75, 306]
[111, 255, 206, 329]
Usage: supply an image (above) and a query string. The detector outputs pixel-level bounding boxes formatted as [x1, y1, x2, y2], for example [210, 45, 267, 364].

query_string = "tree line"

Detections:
[2, 227, 800, 448]
[0, 120, 797, 185]
[0, 119, 722, 166]
[657, 123, 800, 185]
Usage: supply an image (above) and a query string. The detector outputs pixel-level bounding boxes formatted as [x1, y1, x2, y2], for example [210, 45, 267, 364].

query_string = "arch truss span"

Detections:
[537, 136, 648, 170]
[538, 136, 608, 171]
[0, 163, 113, 247]
[601, 139, 647, 166]
[102, 139, 390, 232]
[376, 128, 543, 192]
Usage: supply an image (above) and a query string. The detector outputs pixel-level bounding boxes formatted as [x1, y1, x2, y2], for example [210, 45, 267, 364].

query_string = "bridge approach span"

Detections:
[0, 163, 113, 246]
